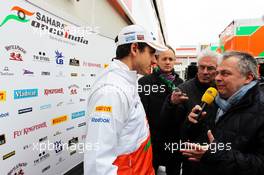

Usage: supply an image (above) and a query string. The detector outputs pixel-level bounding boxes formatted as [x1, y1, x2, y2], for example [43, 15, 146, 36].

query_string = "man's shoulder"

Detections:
[178, 78, 196, 89]
[138, 74, 156, 84]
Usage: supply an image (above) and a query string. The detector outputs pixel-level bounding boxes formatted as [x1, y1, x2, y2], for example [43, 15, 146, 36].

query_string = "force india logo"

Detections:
[0, 6, 89, 45]
[0, 6, 34, 27]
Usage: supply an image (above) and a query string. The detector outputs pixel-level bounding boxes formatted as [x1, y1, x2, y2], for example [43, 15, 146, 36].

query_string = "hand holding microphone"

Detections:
[188, 87, 218, 124]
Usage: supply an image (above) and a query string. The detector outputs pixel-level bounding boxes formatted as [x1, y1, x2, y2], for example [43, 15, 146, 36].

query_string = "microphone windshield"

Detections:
[201, 87, 218, 105]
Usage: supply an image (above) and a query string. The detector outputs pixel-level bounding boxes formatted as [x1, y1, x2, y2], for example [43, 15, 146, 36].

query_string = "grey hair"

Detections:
[197, 49, 222, 65]
[222, 51, 258, 80]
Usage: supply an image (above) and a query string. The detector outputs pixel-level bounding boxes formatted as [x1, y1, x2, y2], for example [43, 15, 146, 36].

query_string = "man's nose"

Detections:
[215, 73, 222, 82]
[202, 67, 209, 74]
[151, 55, 157, 64]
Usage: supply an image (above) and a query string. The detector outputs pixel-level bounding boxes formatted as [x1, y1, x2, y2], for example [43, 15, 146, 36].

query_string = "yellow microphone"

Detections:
[197, 87, 218, 121]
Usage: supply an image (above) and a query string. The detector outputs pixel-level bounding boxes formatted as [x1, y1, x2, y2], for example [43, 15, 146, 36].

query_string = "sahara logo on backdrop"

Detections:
[0, 6, 34, 28]
[1, 5, 89, 45]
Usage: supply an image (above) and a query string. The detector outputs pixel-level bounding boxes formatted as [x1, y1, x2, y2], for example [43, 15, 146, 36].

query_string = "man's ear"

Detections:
[130, 43, 138, 57]
[245, 72, 255, 84]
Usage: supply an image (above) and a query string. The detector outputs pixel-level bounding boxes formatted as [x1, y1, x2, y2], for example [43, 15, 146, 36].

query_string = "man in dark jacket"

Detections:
[182, 51, 264, 175]
[138, 46, 184, 175]
[160, 49, 220, 175]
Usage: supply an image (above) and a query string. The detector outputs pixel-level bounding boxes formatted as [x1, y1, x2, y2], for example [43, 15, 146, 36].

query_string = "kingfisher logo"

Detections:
[13, 122, 47, 139]
[71, 111, 85, 119]
[0, 6, 34, 28]
[14, 89, 38, 99]
[0, 91, 6, 101]
[83, 61, 101, 68]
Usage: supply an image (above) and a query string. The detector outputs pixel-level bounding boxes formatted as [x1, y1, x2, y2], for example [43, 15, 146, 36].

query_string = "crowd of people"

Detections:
[84, 25, 264, 175]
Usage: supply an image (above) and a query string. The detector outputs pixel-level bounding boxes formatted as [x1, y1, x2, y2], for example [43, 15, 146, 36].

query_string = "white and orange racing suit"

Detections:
[84, 59, 154, 175]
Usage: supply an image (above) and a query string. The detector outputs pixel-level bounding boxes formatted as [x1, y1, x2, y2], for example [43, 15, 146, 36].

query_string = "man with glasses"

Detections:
[160, 49, 220, 175]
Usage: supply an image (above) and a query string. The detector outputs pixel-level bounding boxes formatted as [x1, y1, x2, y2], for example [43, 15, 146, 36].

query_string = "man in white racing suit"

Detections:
[84, 25, 167, 175]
